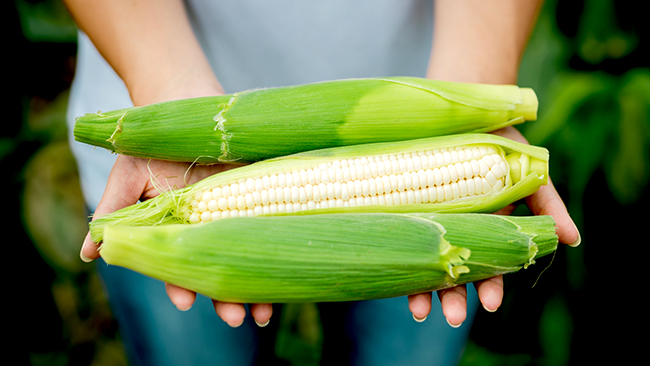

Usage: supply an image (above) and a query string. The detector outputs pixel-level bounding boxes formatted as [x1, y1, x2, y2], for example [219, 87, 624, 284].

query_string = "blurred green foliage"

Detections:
[9, 0, 648, 365]
[9, 1, 126, 365]
[525, 69, 650, 211]
[15, 0, 77, 43]
[464, 0, 648, 365]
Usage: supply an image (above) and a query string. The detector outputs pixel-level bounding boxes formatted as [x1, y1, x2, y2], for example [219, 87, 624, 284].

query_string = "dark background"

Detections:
[6, 0, 648, 365]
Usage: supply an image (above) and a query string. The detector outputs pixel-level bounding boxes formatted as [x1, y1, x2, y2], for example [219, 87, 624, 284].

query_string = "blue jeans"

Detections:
[97, 259, 479, 366]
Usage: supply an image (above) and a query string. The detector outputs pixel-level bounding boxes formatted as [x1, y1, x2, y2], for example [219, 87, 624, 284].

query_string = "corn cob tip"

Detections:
[506, 152, 547, 185]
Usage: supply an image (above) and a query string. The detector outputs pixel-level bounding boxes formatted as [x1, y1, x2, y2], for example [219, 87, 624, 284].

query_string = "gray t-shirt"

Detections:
[67, 0, 434, 209]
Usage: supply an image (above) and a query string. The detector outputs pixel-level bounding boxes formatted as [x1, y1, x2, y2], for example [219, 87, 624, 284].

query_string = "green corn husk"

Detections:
[88, 133, 549, 243]
[99, 213, 558, 303]
[73, 77, 538, 164]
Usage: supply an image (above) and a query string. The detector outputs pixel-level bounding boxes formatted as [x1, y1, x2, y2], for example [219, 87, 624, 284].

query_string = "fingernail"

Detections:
[80, 248, 93, 263]
[483, 304, 498, 313]
[446, 318, 462, 328]
[227, 319, 244, 328]
[413, 314, 427, 323]
[255, 319, 270, 328]
[176, 304, 192, 311]
[568, 225, 581, 247]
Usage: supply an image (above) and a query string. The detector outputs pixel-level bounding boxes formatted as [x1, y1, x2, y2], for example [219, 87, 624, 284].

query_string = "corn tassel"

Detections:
[89, 133, 548, 243]
[99, 213, 557, 304]
[73, 77, 538, 164]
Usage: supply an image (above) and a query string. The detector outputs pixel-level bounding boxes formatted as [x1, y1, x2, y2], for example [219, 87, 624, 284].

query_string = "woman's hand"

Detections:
[404, 0, 578, 327]
[65, 0, 276, 327]
[80, 153, 274, 327]
[407, 126, 580, 326]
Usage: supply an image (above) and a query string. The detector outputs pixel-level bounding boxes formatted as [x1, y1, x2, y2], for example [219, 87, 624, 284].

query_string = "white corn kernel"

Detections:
[261, 176, 270, 190]
[283, 187, 292, 202]
[245, 178, 255, 193]
[237, 196, 247, 210]
[208, 200, 219, 212]
[201, 211, 212, 222]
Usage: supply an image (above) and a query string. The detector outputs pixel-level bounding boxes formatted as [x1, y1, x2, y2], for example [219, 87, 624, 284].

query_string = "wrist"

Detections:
[426, 0, 541, 85]
[425, 30, 521, 85]
[425, 59, 519, 85]
[127, 66, 224, 107]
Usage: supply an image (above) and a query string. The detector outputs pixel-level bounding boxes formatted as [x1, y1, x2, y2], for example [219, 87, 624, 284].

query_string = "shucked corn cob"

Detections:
[185, 141, 511, 224]
[99, 213, 558, 303]
[73, 77, 538, 163]
[89, 133, 548, 243]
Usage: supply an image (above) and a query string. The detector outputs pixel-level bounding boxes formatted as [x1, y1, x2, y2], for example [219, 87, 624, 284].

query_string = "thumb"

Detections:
[525, 177, 581, 247]
[81, 156, 148, 262]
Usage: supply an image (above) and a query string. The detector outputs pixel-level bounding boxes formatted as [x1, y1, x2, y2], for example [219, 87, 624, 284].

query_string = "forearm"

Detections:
[63, 0, 222, 105]
[427, 0, 543, 84]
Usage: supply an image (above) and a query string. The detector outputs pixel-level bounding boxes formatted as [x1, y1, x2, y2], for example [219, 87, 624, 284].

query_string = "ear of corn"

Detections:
[98, 213, 557, 304]
[73, 77, 538, 164]
[88, 133, 548, 243]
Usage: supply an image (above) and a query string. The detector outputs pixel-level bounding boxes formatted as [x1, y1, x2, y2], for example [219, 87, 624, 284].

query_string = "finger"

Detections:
[526, 178, 581, 246]
[437, 285, 468, 328]
[165, 283, 197, 311]
[214, 301, 247, 328]
[80, 231, 100, 262]
[408, 292, 432, 322]
[492, 202, 518, 216]
[80, 156, 149, 262]
[94, 156, 149, 218]
[489, 125, 528, 143]
[474, 275, 504, 312]
[249, 303, 273, 327]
